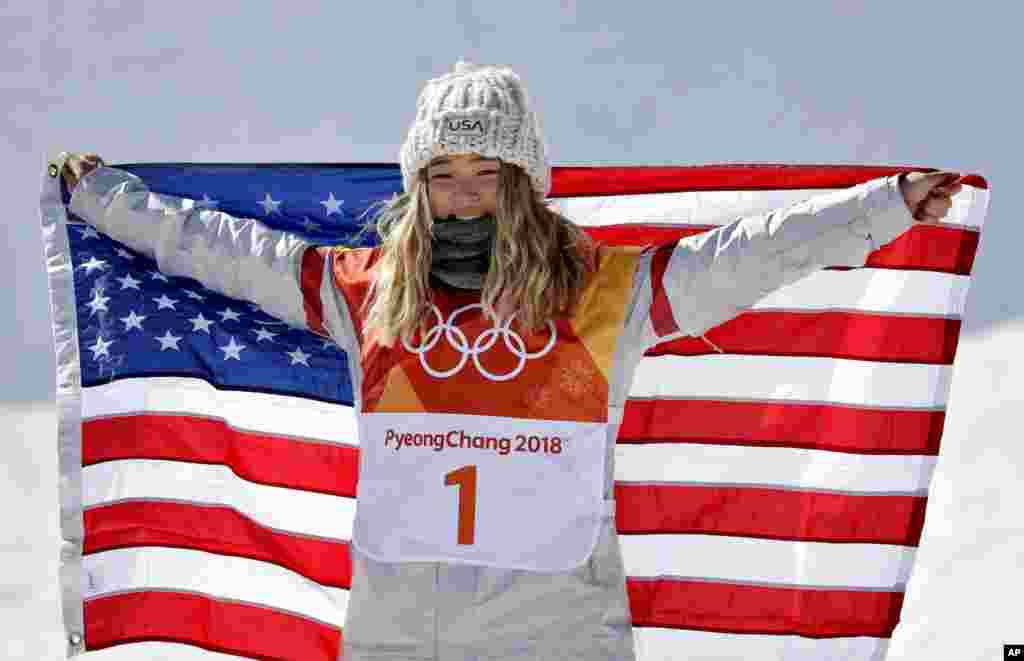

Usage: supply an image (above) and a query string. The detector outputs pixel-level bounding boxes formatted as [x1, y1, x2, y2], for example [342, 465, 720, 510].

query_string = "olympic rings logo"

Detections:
[402, 303, 557, 382]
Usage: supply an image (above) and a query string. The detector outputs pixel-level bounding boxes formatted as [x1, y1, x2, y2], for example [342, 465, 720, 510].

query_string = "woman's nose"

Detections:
[452, 179, 481, 199]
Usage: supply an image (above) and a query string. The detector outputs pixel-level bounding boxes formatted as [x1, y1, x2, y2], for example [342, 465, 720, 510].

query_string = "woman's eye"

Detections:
[430, 174, 451, 180]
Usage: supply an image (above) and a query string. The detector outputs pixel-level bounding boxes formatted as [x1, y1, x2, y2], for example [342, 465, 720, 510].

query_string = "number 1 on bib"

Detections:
[444, 465, 477, 545]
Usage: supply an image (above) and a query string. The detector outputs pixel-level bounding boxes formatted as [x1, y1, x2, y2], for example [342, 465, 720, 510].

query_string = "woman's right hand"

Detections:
[62, 152, 105, 192]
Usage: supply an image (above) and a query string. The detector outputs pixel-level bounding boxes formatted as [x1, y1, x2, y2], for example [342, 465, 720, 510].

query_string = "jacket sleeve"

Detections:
[638, 174, 916, 349]
[68, 165, 348, 346]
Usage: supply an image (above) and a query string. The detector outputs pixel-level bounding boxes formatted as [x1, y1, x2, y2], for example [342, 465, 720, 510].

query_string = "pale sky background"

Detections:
[2, 2, 1021, 660]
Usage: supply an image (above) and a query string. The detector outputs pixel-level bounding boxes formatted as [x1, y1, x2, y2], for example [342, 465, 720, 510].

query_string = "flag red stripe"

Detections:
[648, 311, 961, 365]
[85, 501, 353, 588]
[301, 246, 327, 336]
[550, 163, 988, 196]
[614, 484, 927, 546]
[866, 223, 979, 275]
[82, 415, 359, 497]
[584, 223, 979, 276]
[86, 591, 341, 659]
[626, 577, 903, 637]
[585, 224, 718, 246]
[648, 243, 679, 337]
[620, 399, 943, 455]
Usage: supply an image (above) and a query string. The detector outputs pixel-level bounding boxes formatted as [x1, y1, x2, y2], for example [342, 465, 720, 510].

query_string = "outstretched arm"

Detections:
[641, 172, 960, 348]
[65, 160, 344, 344]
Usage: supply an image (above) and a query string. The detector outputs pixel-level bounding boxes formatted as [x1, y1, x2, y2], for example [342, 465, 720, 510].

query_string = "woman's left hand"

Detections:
[899, 171, 963, 224]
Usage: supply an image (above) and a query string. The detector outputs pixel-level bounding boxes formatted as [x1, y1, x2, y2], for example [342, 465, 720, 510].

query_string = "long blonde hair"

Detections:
[361, 161, 594, 346]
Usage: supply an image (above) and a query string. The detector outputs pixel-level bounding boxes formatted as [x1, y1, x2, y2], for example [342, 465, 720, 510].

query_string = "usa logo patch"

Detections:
[440, 114, 489, 139]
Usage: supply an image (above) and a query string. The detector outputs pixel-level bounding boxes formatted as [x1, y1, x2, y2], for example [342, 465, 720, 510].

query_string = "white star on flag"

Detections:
[149, 271, 169, 282]
[258, 193, 282, 216]
[153, 294, 178, 310]
[120, 310, 147, 331]
[219, 337, 245, 361]
[87, 290, 111, 316]
[117, 274, 141, 290]
[75, 225, 100, 240]
[219, 308, 242, 322]
[287, 347, 311, 366]
[302, 218, 321, 232]
[78, 256, 107, 274]
[115, 248, 134, 260]
[189, 313, 214, 333]
[320, 192, 344, 216]
[184, 290, 205, 301]
[155, 330, 183, 351]
[88, 335, 114, 359]
[253, 328, 277, 342]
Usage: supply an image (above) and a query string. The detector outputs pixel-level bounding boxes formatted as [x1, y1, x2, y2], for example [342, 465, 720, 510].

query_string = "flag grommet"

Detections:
[68, 632, 83, 646]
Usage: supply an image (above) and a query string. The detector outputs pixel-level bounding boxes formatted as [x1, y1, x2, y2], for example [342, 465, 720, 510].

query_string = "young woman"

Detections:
[61, 61, 960, 661]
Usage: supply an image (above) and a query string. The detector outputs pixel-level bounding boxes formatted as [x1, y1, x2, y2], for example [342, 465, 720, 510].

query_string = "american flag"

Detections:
[41, 161, 989, 660]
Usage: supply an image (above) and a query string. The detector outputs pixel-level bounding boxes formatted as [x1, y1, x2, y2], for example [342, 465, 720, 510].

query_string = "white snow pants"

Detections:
[341, 501, 635, 661]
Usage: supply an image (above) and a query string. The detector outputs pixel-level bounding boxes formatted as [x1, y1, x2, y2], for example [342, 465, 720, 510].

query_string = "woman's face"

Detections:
[426, 153, 500, 219]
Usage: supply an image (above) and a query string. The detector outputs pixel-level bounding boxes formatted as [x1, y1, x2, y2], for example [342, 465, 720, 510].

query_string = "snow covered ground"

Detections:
[2, 320, 1021, 661]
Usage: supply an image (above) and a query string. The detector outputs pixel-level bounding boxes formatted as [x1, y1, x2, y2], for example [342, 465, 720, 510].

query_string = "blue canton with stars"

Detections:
[64, 163, 405, 406]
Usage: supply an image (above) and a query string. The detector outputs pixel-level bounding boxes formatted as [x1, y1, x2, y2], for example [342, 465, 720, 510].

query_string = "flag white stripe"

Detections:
[83, 459, 356, 539]
[963, 184, 990, 230]
[84, 546, 349, 627]
[631, 355, 950, 409]
[82, 377, 358, 445]
[749, 268, 968, 318]
[632, 628, 889, 661]
[620, 534, 916, 590]
[555, 185, 985, 230]
[615, 443, 936, 495]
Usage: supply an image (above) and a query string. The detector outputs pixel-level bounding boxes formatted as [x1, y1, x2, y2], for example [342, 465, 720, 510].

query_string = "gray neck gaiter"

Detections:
[431, 215, 496, 290]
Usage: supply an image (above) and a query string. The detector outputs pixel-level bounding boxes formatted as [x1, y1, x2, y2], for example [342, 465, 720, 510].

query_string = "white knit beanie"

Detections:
[399, 61, 551, 200]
